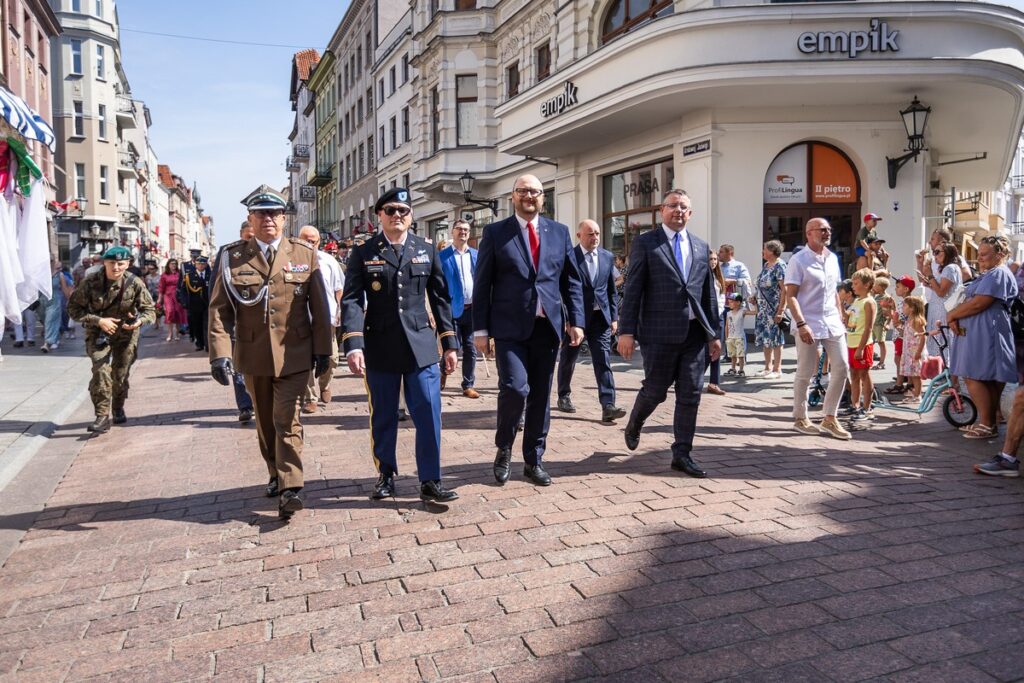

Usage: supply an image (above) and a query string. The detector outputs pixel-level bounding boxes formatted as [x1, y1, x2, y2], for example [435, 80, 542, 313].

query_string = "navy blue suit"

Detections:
[341, 233, 458, 482]
[619, 226, 720, 459]
[557, 245, 618, 407]
[440, 244, 478, 389]
[473, 215, 585, 464]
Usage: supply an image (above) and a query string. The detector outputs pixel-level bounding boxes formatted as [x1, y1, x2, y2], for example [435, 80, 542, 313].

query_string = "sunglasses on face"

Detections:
[933, 250, 942, 255]
[513, 188, 543, 197]
[255, 210, 284, 218]
[382, 206, 411, 217]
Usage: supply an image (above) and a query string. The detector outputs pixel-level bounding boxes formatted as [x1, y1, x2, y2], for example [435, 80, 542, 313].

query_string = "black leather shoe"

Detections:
[112, 408, 127, 425]
[87, 415, 111, 433]
[420, 480, 459, 503]
[524, 464, 552, 486]
[371, 473, 395, 500]
[671, 455, 707, 478]
[398, 408, 409, 422]
[493, 447, 512, 484]
[265, 477, 279, 498]
[557, 395, 576, 413]
[238, 409, 253, 423]
[624, 420, 642, 451]
[279, 489, 304, 520]
[602, 405, 626, 422]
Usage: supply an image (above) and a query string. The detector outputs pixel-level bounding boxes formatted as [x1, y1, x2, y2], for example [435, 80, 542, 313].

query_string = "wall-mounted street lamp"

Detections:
[459, 170, 499, 214]
[887, 96, 931, 189]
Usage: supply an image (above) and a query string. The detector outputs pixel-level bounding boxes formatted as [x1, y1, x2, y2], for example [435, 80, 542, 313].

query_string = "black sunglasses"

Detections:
[382, 206, 410, 217]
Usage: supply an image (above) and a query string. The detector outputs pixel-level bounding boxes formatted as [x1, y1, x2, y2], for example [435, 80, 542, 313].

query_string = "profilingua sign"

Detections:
[798, 18, 899, 59]
[541, 81, 579, 118]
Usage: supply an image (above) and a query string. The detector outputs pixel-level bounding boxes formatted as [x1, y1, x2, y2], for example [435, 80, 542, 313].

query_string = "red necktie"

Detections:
[527, 221, 539, 270]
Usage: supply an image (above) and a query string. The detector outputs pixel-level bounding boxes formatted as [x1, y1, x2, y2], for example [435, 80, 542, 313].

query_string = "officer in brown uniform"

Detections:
[208, 188, 332, 520]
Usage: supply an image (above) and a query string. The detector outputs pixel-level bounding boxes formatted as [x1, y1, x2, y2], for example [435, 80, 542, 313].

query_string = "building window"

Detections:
[97, 103, 106, 139]
[365, 29, 372, 59]
[506, 63, 519, 99]
[601, 0, 672, 44]
[366, 86, 373, 110]
[402, 107, 409, 142]
[350, 56, 355, 84]
[343, 62, 349, 87]
[357, 97, 363, 122]
[401, 54, 409, 83]
[455, 0, 476, 8]
[379, 125, 385, 157]
[358, 143, 365, 177]
[95, 44, 105, 79]
[71, 0, 81, 11]
[367, 135, 374, 170]
[74, 162, 85, 198]
[402, 173, 410, 188]
[338, 159, 344, 189]
[431, 0, 440, 16]
[601, 158, 675, 257]
[536, 43, 551, 82]
[345, 112, 351, 137]
[431, 87, 440, 153]
[94, 0, 102, 17]
[389, 66, 396, 94]
[390, 116, 397, 151]
[456, 75, 478, 146]
[356, 45, 361, 73]
[380, 184, 386, 197]
[378, 78, 384, 103]
[72, 100, 84, 136]
[99, 165, 108, 201]
[70, 39, 82, 74]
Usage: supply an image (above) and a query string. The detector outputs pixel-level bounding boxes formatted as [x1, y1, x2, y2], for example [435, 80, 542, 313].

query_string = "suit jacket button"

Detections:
[269, 294, 275, 299]
[270, 309, 276, 315]
[270, 324, 276, 329]
[398, 283, 403, 288]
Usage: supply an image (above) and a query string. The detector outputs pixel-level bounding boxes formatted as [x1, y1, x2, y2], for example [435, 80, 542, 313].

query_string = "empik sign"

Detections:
[541, 81, 579, 118]
[798, 19, 899, 59]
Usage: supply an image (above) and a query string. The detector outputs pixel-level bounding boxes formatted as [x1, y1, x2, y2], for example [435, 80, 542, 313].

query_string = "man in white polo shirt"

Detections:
[298, 225, 345, 413]
[784, 217, 852, 440]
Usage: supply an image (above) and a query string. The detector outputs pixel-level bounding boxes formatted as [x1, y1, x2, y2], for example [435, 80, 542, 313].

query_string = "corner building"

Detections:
[409, 0, 1024, 277]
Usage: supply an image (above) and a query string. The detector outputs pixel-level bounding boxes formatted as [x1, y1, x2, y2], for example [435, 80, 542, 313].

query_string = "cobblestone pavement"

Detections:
[1, 338, 1023, 682]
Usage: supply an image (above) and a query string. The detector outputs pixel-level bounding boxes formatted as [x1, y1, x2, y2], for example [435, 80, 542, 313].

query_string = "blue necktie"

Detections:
[673, 232, 685, 282]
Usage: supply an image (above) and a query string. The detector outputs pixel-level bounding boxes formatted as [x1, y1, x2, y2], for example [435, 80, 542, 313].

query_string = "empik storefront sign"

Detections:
[798, 19, 899, 59]
[541, 81, 579, 118]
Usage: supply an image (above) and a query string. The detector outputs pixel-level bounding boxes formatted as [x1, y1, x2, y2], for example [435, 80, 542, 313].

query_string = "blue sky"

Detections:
[118, 1, 348, 245]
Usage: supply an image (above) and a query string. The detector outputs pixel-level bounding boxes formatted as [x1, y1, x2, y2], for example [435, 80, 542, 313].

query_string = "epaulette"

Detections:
[222, 239, 246, 249]
[290, 237, 314, 250]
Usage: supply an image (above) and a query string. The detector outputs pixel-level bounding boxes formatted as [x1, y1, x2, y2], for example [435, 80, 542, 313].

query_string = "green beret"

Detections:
[102, 246, 133, 261]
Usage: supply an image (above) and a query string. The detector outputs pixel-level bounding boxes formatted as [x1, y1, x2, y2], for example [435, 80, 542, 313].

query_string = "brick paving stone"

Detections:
[2, 343, 1024, 680]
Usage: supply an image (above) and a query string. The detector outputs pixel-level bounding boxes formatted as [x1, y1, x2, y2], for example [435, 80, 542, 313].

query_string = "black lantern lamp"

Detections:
[887, 96, 931, 188]
[459, 170, 499, 214]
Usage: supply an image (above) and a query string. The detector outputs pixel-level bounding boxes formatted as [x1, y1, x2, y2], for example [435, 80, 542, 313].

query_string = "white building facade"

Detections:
[393, 0, 1024, 279]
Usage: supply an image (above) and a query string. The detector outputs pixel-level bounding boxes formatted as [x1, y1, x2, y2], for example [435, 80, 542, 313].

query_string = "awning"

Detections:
[0, 86, 55, 152]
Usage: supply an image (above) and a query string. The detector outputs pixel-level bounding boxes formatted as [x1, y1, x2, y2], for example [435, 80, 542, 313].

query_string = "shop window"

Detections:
[601, 158, 674, 257]
[601, 0, 672, 44]
[536, 44, 551, 82]
[456, 75, 478, 146]
[506, 62, 519, 99]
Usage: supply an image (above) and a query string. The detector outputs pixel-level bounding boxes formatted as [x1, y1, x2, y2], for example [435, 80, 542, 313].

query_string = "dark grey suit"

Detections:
[619, 226, 719, 459]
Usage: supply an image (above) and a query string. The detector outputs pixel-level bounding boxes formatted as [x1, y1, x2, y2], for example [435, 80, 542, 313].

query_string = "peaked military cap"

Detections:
[242, 183, 287, 212]
[374, 187, 412, 214]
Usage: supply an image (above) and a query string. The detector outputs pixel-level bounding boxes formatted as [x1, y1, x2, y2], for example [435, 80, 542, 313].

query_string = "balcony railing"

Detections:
[119, 209, 140, 226]
[1012, 175, 1024, 194]
[292, 144, 310, 159]
[115, 95, 137, 128]
[285, 156, 300, 172]
[1009, 221, 1024, 235]
[307, 163, 332, 187]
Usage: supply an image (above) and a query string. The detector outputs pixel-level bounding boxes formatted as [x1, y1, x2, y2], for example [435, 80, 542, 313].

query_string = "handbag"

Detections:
[921, 355, 944, 380]
[942, 283, 966, 313]
[777, 313, 792, 334]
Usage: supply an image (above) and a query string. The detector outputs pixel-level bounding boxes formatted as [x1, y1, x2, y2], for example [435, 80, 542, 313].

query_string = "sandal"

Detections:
[963, 424, 997, 439]
[883, 385, 906, 395]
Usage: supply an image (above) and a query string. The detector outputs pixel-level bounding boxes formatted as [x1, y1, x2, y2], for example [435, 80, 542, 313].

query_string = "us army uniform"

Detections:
[208, 236, 332, 498]
[67, 268, 156, 428]
[341, 204, 459, 494]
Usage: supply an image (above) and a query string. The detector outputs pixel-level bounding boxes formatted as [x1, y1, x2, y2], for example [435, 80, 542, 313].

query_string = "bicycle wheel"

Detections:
[942, 394, 977, 428]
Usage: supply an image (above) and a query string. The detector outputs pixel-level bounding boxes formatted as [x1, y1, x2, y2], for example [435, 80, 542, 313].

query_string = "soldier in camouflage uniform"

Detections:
[67, 246, 156, 433]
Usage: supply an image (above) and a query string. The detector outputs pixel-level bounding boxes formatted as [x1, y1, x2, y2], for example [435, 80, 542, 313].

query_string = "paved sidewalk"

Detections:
[0, 339, 1023, 681]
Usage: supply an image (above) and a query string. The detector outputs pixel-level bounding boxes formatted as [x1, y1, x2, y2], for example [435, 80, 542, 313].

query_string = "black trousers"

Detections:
[187, 303, 208, 349]
[628, 321, 708, 458]
[494, 321, 560, 465]
[557, 316, 615, 407]
[455, 306, 477, 389]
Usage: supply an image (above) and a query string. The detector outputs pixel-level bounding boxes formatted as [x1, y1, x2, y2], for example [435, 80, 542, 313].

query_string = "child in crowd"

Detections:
[899, 295, 928, 404]
[846, 268, 877, 422]
[724, 293, 751, 377]
[886, 275, 915, 395]
[872, 276, 893, 369]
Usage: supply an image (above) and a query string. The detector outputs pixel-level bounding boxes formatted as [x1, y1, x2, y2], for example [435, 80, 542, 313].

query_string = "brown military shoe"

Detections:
[320, 388, 332, 404]
[301, 400, 318, 414]
[463, 388, 480, 399]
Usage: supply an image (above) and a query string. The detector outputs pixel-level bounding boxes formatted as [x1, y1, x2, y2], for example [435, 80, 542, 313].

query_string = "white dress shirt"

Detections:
[453, 245, 474, 301]
[784, 246, 845, 339]
[316, 251, 345, 326]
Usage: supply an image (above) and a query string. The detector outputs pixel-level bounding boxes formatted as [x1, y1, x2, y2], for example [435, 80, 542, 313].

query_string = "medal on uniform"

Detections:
[371, 281, 382, 291]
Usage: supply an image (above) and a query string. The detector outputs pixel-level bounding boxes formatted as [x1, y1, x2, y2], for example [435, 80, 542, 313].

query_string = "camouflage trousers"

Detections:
[86, 331, 139, 417]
